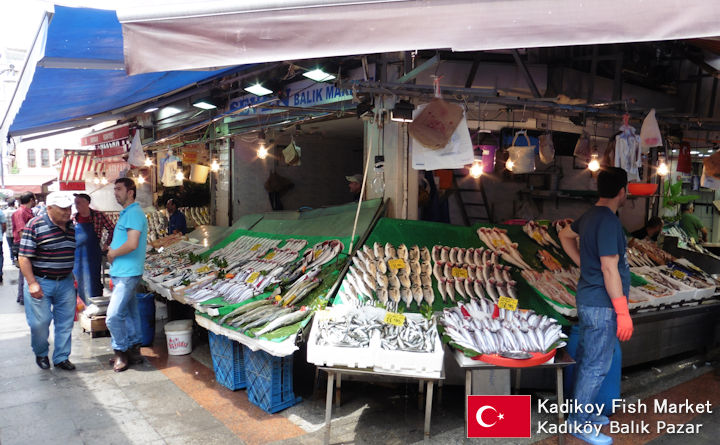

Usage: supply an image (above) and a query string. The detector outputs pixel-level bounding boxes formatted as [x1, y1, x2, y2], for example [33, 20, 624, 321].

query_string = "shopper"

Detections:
[72, 193, 115, 304]
[166, 198, 187, 234]
[106, 178, 148, 372]
[13, 192, 36, 305]
[630, 216, 663, 242]
[4, 199, 16, 261]
[679, 203, 708, 243]
[18, 192, 77, 371]
[558, 167, 633, 445]
[0, 206, 6, 284]
[346, 173, 363, 201]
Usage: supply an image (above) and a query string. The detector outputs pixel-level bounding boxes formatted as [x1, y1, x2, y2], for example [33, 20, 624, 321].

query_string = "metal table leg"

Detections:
[556, 367, 565, 445]
[418, 379, 425, 410]
[465, 370, 471, 437]
[335, 373, 342, 407]
[324, 371, 335, 445]
[424, 381, 434, 437]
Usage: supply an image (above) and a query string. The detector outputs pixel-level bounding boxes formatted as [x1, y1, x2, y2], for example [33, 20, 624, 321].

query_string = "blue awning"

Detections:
[6, 6, 245, 137]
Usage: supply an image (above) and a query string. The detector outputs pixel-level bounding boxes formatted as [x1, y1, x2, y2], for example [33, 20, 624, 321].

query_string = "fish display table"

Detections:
[318, 365, 445, 444]
[453, 348, 574, 443]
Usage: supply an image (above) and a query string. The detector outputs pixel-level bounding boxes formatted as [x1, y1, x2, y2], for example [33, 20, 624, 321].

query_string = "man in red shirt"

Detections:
[13, 192, 36, 305]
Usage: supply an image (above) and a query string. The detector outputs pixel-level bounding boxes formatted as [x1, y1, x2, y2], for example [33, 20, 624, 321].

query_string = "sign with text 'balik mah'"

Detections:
[227, 65, 374, 120]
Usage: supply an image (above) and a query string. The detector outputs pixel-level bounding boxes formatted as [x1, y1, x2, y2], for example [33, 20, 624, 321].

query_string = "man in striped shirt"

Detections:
[19, 192, 77, 371]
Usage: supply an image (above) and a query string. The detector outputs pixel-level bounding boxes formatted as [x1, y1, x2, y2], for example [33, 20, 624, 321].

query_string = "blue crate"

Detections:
[208, 332, 246, 390]
[243, 346, 301, 413]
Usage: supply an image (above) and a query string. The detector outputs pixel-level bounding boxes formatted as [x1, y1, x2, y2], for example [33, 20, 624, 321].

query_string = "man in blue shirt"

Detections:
[166, 198, 187, 234]
[559, 167, 633, 445]
[106, 178, 148, 372]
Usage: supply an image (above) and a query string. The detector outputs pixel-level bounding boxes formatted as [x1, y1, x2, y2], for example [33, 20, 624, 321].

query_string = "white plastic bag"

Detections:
[411, 104, 474, 170]
[127, 131, 145, 167]
[538, 133, 555, 164]
[508, 131, 536, 174]
[640, 108, 662, 152]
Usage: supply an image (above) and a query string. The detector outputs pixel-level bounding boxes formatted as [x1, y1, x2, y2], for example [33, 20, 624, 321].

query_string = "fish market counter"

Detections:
[195, 313, 300, 357]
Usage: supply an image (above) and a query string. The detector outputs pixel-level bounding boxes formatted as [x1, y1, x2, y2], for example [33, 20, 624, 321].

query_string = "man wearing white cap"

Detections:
[18, 192, 77, 371]
[346, 173, 363, 201]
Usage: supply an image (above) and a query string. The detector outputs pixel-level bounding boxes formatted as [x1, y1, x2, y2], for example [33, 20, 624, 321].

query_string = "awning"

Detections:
[59, 151, 98, 191]
[3, 175, 56, 194]
[3, 5, 246, 138]
[118, 0, 720, 74]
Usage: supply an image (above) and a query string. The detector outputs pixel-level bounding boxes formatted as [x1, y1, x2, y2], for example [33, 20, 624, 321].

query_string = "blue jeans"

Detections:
[24, 275, 76, 364]
[106, 275, 142, 351]
[569, 306, 618, 423]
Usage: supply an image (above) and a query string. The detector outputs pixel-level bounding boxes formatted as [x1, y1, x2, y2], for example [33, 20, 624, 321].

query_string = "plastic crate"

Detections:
[243, 346, 301, 413]
[208, 332, 246, 390]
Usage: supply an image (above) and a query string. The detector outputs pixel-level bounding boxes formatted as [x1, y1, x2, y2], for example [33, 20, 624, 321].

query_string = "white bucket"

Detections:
[164, 319, 193, 355]
[189, 164, 210, 183]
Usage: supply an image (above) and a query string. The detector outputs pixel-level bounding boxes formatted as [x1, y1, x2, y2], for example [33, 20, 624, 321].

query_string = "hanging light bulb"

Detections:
[505, 158, 514, 171]
[100, 173, 108, 185]
[257, 143, 268, 160]
[93, 173, 100, 185]
[137, 175, 146, 184]
[144, 156, 153, 167]
[469, 161, 483, 178]
[210, 158, 220, 172]
[657, 156, 669, 176]
[175, 170, 185, 181]
[588, 154, 600, 172]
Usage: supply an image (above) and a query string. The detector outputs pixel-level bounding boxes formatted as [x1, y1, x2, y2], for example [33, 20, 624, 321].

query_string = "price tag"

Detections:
[246, 272, 260, 283]
[451, 267, 468, 278]
[314, 249, 324, 260]
[383, 312, 406, 326]
[491, 239, 506, 248]
[498, 296, 518, 311]
[264, 251, 276, 260]
[250, 243, 262, 251]
[672, 270, 686, 280]
[532, 233, 544, 244]
[388, 259, 406, 270]
[208, 308, 220, 317]
[315, 309, 332, 322]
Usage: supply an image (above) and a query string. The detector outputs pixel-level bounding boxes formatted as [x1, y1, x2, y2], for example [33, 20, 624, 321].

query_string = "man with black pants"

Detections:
[13, 192, 36, 304]
[19, 192, 77, 370]
[559, 167, 633, 445]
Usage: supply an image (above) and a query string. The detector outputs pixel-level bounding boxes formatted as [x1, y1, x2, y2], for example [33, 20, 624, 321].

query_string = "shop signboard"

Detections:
[227, 65, 374, 121]
[81, 124, 130, 146]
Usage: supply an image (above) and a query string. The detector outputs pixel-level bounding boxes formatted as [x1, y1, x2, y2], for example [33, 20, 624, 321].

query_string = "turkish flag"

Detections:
[467, 395, 531, 438]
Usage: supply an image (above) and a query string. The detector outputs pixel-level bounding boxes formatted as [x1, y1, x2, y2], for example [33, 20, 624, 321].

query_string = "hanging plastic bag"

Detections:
[411, 107, 474, 170]
[282, 140, 301, 166]
[573, 131, 591, 160]
[677, 142, 692, 174]
[507, 130, 536, 174]
[640, 108, 662, 152]
[538, 133, 555, 164]
[127, 131, 145, 167]
[408, 98, 464, 150]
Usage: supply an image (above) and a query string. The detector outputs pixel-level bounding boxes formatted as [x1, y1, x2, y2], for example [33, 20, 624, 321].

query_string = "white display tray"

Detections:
[632, 266, 696, 305]
[306, 305, 377, 369]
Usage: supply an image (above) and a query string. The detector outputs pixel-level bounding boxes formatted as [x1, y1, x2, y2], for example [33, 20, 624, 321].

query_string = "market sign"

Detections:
[81, 124, 130, 146]
[227, 65, 374, 120]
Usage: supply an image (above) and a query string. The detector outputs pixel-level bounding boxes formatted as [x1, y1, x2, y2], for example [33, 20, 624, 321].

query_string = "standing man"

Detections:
[19, 192, 76, 370]
[165, 198, 187, 234]
[679, 203, 708, 243]
[106, 178, 148, 372]
[72, 193, 115, 303]
[13, 192, 36, 305]
[5, 199, 16, 261]
[558, 167, 633, 445]
[0, 205, 6, 284]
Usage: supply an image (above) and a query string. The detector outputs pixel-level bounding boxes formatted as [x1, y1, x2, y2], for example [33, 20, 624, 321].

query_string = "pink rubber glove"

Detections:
[611, 297, 633, 341]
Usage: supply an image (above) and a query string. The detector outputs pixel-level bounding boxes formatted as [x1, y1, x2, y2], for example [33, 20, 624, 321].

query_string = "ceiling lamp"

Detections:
[505, 158, 514, 172]
[257, 144, 268, 160]
[303, 68, 336, 82]
[93, 173, 100, 185]
[193, 99, 217, 110]
[210, 159, 220, 172]
[144, 156, 153, 167]
[100, 173, 108, 185]
[657, 156, 669, 176]
[469, 160, 483, 179]
[588, 154, 600, 172]
[390, 100, 415, 123]
[137, 175, 146, 184]
[144, 107, 159, 113]
[175, 170, 185, 181]
[244, 84, 273, 96]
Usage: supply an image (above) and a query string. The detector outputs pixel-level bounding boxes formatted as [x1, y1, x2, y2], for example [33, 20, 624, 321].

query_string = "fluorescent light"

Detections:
[144, 107, 159, 113]
[244, 84, 273, 96]
[193, 100, 217, 110]
[691, 150, 700, 155]
[303, 69, 336, 82]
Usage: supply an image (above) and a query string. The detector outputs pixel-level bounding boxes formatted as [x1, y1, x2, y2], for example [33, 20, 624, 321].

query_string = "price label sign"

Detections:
[492, 239, 506, 248]
[315, 309, 332, 322]
[451, 267, 468, 278]
[532, 233, 544, 244]
[498, 296, 518, 311]
[388, 259, 406, 270]
[672, 270, 686, 280]
[314, 249, 324, 260]
[250, 244, 262, 251]
[264, 251, 276, 260]
[246, 272, 260, 284]
[383, 312, 406, 326]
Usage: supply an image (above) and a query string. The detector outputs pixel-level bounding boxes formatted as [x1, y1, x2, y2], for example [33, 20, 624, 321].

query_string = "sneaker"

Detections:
[570, 423, 613, 445]
[590, 414, 610, 425]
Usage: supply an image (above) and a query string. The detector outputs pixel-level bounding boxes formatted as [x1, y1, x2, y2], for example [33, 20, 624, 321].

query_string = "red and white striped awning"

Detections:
[59, 151, 98, 191]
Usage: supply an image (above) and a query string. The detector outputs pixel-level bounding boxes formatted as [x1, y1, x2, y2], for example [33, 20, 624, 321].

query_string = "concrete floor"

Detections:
[1, 262, 719, 445]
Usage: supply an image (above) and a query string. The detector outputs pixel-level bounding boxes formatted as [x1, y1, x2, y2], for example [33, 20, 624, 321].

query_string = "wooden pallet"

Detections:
[80, 313, 109, 338]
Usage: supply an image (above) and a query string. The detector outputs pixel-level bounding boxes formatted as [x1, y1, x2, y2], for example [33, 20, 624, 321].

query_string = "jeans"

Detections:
[15, 244, 24, 301]
[106, 275, 142, 352]
[24, 275, 76, 364]
[569, 306, 618, 423]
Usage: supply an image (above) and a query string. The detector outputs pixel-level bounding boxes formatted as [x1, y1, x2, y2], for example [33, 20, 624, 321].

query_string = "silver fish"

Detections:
[443, 263, 453, 279]
[377, 259, 387, 274]
[455, 278, 467, 299]
[422, 285, 434, 306]
[385, 242, 396, 259]
[389, 275, 401, 289]
[377, 288, 389, 304]
[473, 280, 486, 299]
[438, 278, 447, 301]
[362, 244, 374, 261]
[440, 246, 449, 263]
[445, 279, 456, 302]
[373, 242, 383, 259]
[409, 245, 420, 261]
[420, 246, 431, 262]
[420, 260, 432, 276]
[420, 273, 431, 287]
[449, 247, 459, 264]
[376, 271, 389, 289]
[411, 284, 423, 304]
[400, 288, 413, 306]
[397, 244, 408, 260]
[433, 262, 444, 281]
[389, 287, 401, 303]
[464, 278, 475, 299]
[410, 261, 421, 276]
[399, 274, 411, 289]
[464, 248, 474, 266]
[431, 245, 442, 263]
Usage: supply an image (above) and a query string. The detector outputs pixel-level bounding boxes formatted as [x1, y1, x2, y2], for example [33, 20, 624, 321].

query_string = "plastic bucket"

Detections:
[137, 293, 156, 346]
[165, 319, 193, 355]
[564, 324, 621, 416]
[476, 145, 497, 173]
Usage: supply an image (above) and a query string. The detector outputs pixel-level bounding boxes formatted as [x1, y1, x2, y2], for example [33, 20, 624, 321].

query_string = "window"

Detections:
[27, 148, 36, 168]
[41, 148, 50, 167]
[55, 149, 63, 161]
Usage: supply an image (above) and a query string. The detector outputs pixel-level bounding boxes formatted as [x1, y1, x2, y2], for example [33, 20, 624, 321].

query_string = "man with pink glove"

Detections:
[559, 167, 633, 445]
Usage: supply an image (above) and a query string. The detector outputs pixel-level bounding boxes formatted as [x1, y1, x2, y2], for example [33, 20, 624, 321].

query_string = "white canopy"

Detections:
[118, 0, 720, 75]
